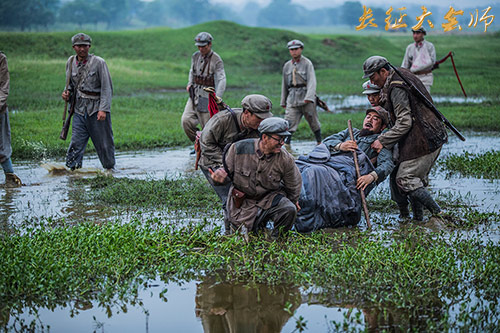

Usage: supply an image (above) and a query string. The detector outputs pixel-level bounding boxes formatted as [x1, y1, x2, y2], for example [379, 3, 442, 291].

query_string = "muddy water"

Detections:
[3, 132, 500, 332]
[322, 94, 489, 113]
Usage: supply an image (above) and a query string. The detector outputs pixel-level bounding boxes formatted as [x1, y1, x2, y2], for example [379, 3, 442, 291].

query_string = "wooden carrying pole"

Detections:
[348, 120, 371, 228]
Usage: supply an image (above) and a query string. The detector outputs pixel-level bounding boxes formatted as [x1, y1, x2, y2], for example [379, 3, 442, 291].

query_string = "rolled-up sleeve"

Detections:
[98, 60, 113, 113]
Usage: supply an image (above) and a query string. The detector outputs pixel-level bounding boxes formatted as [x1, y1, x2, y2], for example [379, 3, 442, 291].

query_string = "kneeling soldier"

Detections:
[213, 117, 302, 238]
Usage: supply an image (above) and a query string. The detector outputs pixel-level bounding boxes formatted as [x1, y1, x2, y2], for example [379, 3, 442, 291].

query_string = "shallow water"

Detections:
[322, 94, 489, 113]
[2, 132, 500, 332]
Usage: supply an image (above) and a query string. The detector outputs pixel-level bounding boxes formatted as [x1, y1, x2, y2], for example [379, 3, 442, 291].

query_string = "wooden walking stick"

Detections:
[348, 120, 371, 228]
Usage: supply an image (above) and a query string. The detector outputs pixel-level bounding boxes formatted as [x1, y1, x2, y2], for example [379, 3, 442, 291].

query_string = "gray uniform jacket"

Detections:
[65, 54, 113, 116]
[323, 128, 394, 184]
[402, 40, 436, 73]
[188, 50, 226, 106]
[281, 56, 317, 107]
[225, 139, 302, 229]
[199, 109, 259, 171]
[0, 52, 8, 113]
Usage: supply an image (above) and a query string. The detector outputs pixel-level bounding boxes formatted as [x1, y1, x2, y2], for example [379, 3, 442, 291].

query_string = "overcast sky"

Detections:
[210, 0, 500, 11]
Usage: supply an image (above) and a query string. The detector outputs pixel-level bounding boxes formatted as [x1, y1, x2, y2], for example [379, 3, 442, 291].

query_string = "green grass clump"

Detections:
[439, 150, 500, 179]
[1, 219, 499, 331]
[76, 175, 220, 212]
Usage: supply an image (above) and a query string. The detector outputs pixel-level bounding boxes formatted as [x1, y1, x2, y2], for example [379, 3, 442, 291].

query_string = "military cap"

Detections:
[287, 39, 304, 49]
[241, 94, 273, 119]
[362, 80, 381, 95]
[72, 33, 92, 46]
[258, 117, 291, 136]
[366, 106, 390, 126]
[362, 56, 389, 78]
[412, 27, 427, 35]
[194, 32, 213, 46]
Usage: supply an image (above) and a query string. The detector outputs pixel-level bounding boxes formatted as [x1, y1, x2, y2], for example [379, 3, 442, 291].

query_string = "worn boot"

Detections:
[313, 129, 322, 144]
[409, 187, 441, 215]
[398, 204, 410, 219]
[409, 197, 424, 221]
[4, 173, 22, 187]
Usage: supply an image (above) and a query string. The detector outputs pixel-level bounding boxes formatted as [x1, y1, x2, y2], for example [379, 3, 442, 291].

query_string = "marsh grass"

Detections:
[439, 150, 500, 179]
[1, 217, 499, 331]
[2, 21, 499, 159]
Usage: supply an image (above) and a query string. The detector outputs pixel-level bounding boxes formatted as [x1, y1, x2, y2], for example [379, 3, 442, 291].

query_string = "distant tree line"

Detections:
[0, 0, 487, 31]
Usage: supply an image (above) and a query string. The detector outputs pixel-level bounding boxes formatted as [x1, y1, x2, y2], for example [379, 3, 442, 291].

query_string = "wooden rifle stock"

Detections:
[388, 63, 466, 141]
[348, 120, 371, 228]
[60, 92, 75, 140]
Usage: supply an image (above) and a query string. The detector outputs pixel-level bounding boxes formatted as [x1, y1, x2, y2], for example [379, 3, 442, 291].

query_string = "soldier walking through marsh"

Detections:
[0, 51, 22, 187]
[61, 33, 115, 171]
[182, 32, 226, 143]
[280, 39, 321, 146]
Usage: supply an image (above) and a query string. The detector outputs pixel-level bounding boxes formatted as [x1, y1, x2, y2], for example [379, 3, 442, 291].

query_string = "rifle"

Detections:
[315, 95, 332, 112]
[348, 120, 371, 228]
[388, 63, 466, 142]
[60, 56, 75, 141]
[432, 51, 467, 97]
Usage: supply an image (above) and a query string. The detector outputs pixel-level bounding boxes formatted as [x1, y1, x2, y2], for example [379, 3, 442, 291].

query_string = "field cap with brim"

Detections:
[72, 33, 91, 46]
[366, 106, 390, 126]
[195, 32, 213, 46]
[362, 56, 389, 78]
[412, 27, 427, 35]
[241, 94, 273, 119]
[287, 39, 304, 49]
[258, 117, 291, 136]
[362, 80, 381, 94]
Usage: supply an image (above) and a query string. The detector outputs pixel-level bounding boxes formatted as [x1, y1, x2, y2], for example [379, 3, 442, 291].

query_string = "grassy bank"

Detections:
[1, 22, 499, 159]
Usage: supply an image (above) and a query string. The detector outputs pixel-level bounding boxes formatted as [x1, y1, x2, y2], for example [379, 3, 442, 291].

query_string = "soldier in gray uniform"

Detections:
[201, 94, 272, 233]
[362, 80, 382, 107]
[0, 52, 22, 187]
[182, 32, 226, 142]
[213, 118, 302, 238]
[61, 33, 115, 170]
[363, 56, 447, 221]
[280, 40, 321, 145]
[401, 27, 436, 93]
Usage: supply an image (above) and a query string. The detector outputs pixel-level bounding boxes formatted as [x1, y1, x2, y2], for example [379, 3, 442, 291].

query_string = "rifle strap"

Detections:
[227, 107, 241, 134]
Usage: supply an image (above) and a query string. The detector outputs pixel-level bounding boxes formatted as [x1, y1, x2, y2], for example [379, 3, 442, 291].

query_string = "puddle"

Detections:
[321, 94, 490, 113]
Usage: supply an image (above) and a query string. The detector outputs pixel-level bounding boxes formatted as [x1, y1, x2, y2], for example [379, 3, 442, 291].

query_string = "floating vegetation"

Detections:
[440, 150, 500, 179]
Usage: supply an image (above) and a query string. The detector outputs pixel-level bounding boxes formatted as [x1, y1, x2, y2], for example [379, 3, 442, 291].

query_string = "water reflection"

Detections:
[195, 277, 301, 333]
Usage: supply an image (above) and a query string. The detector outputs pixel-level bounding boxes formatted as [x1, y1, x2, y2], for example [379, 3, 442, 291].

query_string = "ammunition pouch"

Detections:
[231, 188, 246, 208]
[194, 74, 215, 87]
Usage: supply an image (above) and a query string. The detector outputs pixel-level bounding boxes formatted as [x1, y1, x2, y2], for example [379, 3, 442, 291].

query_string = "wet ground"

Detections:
[2, 131, 500, 332]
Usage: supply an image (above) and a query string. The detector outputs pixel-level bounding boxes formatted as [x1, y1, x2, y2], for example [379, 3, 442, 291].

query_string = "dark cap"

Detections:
[72, 33, 92, 46]
[362, 80, 381, 94]
[287, 39, 304, 49]
[194, 32, 213, 46]
[241, 94, 273, 119]
[412, 27, 427, 35]
[258, 117, 291, 136]
[366, 106, 390, 126]
[362, 56, 388, 78]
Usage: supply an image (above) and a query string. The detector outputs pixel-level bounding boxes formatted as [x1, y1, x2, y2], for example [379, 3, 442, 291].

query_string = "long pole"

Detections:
[348, 120, 371, 228]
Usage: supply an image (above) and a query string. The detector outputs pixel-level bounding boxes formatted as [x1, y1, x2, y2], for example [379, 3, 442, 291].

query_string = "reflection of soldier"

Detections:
[280, 39, 321, 146]
[401, 27, 436, 93]
[0, 51, 22, 187]
[182, 32, 226, 142]
[195, 277, 300, 333]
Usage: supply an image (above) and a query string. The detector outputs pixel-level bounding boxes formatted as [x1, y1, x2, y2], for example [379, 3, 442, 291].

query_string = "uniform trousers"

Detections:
[181, 98, 211, 142]
[285, 102, 320, 134]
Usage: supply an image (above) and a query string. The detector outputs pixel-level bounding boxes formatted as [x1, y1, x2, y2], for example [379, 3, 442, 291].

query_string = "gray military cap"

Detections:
[366, 106, 390, 126]
[412, 27, 427, 35]
[72, 33, 92, 46]
[258, 117, 291, 136]
[362, 56, 389, 79]
[287, 39, 304, 49]
[362, 80, 381, 95]
[241, 94, 273, 119]
[194, 32, 213, 46]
